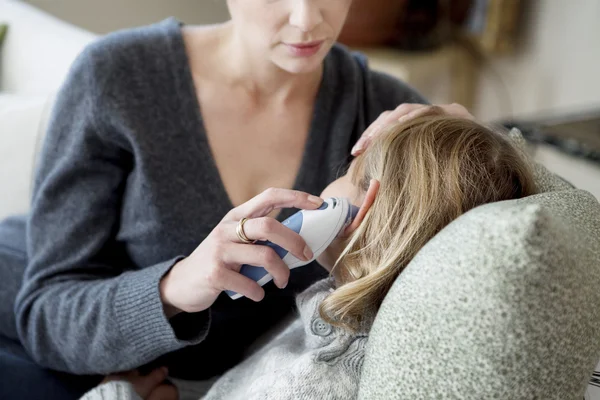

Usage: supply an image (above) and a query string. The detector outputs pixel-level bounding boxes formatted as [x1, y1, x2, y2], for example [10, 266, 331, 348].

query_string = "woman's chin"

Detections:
[272, 50, 327, 75]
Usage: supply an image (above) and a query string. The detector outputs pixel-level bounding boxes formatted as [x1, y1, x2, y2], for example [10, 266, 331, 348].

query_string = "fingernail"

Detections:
[351, 143, 363, 155]
[303, 245, 314, 261]
[308, 195, 323, 206]
[281, 280, 288, 289]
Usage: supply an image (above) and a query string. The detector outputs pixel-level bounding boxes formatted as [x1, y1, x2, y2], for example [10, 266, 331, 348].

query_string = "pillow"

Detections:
[0, 94, 55, 220]
[359, 161, 600, 399]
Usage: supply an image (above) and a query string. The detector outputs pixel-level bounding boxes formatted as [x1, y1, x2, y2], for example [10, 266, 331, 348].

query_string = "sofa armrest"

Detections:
[0, 1, 96, 95]
[0, 93, 56, 219]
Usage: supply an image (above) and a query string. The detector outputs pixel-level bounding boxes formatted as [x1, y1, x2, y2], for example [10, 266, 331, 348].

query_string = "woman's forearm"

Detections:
[15, 259, 210, 374]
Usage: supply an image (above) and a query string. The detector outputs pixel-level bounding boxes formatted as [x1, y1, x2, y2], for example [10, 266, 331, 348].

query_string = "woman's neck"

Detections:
[217, 22, 323, 105]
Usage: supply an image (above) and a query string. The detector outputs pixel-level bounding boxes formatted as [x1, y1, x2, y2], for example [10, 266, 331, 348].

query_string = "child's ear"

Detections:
[343, 179, 380, 236]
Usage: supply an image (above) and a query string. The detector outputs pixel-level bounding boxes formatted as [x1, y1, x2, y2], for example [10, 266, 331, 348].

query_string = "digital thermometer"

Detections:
[227, 197, 359, 300]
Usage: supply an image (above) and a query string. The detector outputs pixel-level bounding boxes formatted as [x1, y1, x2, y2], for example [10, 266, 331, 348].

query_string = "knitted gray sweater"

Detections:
[13, 16, 424, 379]
[81, 278, 370, 400]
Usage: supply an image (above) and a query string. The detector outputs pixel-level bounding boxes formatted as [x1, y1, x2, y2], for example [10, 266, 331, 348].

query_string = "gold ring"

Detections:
[236, 217, 254, 244]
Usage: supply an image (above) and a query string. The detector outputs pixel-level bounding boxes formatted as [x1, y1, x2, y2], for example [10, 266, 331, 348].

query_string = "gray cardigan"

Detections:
[13, 16, 425, 378]
[81, 278, 371, 400]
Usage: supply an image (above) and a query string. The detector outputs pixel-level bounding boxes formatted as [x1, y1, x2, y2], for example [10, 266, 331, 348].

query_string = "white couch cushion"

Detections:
[0, 0, 96, 94]
[0, 93, 54, 219]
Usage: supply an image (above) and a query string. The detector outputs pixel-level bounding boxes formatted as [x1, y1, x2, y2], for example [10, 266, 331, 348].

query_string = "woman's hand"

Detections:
[160, 188, 324, 316]
[351, 103, 475, 156]
[102, 368, 177, 400]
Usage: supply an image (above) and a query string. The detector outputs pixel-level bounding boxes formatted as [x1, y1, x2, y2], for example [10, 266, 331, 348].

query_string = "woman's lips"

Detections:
[285, 40, 325, 57]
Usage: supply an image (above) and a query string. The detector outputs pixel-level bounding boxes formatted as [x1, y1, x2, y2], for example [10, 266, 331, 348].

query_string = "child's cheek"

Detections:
[320, 175, 355, 199]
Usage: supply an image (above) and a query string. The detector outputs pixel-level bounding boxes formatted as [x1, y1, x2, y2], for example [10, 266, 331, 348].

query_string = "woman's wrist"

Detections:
[162, 302, 182, 319]
[159, 266, 183, 319]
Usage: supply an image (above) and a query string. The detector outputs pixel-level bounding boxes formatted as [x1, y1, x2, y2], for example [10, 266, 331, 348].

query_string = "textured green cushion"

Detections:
[359, 146, 600, 398]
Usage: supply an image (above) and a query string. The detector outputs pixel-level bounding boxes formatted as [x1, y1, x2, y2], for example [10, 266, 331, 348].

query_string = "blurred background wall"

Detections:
[475, 0, 600, 121]
[24, 0, 231, 33]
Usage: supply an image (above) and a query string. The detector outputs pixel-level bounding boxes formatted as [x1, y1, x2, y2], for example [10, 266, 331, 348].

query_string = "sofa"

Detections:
[1, 2, 600, 399]
[0, 0, 96, 221]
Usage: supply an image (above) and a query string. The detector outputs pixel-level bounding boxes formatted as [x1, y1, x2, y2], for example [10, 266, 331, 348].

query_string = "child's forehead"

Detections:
[348, 156, 360, 174]
[347, 156, 366, 187]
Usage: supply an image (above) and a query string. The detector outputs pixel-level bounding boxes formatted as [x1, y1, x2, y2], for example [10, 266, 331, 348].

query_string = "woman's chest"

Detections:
[202, 109, 312, 210]
[199, 92, 315, 210]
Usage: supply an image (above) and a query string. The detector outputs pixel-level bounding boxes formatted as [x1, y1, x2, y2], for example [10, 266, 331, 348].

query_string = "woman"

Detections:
[0, 0, 428, 399]
[80, 111, 538, 399]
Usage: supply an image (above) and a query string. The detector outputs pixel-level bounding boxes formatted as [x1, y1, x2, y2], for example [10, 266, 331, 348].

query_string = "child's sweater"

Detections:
[81, 278, 373, 400]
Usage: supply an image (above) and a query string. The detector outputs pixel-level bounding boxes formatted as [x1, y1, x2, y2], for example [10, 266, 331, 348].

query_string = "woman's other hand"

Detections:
[351, 103, 475, 156]
[102, 368, 177, 400]
[160, 188, 324, 316]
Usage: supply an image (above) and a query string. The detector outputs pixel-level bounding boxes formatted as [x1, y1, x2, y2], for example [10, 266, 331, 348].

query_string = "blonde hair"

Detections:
[319, 113, 538, 332]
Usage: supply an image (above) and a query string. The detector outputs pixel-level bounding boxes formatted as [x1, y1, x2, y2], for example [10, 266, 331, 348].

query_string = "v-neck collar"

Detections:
[165, 17, 335, 222]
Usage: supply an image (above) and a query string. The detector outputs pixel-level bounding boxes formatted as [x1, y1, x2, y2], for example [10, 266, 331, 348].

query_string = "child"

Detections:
[82, 112, 537, 400]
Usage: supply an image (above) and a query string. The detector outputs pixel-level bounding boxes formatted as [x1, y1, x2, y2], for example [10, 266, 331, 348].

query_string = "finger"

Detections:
[353, 111, 404, 156]
[364, 110, 391, 137]
[391, 103, 431, 123]
[397, 105, 444, 124]
[352, 111, 391, 155]
[133, 367, 168, 398]
[217, 268, 265, 302]
[388, 103, 427, 122]
[352, 104, 427, 156]
[442, 103, 475, 119]
[148, 384, 178, 400]
[224, 243, 291, 289]
[227, 188, 323, 221]
[235, 217, 313, 261]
